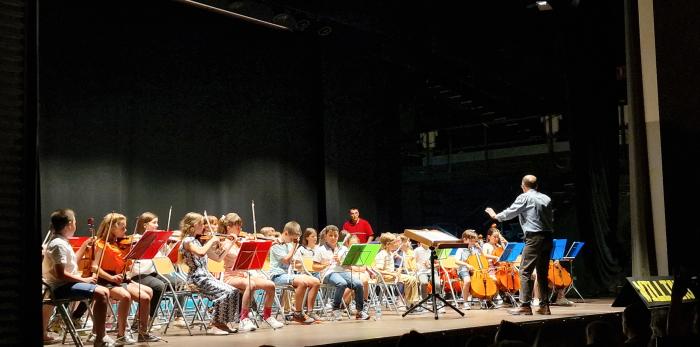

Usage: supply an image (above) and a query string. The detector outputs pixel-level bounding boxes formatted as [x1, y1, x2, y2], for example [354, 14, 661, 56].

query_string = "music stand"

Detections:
[340, 243, 381, 317]
[402, 229, 467, 319]
[496, 242, 525, 306]
[124, 230, 172, 340]
[561, 241, 585, 302]
[550, 238, 568, 261]
[231, 240, 274, 327]
[497, 242, 525, 263]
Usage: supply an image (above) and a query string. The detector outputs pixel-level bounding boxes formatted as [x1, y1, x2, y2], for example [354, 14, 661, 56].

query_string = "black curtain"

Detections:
[562, 1, 626, 294]
[39, 0, 323, 231]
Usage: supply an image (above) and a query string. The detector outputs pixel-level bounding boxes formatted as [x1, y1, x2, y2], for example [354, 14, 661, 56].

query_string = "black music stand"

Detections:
[403, 242, 467, 319]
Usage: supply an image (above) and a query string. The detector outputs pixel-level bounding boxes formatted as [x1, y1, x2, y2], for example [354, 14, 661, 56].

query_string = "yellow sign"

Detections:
[628, 277, 695, 307]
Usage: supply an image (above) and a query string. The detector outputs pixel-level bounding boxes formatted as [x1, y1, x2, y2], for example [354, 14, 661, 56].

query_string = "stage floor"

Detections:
[97, 299, 621, 347]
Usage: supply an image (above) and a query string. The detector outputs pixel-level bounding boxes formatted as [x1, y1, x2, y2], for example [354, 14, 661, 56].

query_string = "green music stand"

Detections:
[342, 243, 381, 268]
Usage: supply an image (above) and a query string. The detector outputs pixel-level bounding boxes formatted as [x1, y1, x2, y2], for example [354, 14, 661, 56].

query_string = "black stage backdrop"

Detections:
[38, 0, 402, 233]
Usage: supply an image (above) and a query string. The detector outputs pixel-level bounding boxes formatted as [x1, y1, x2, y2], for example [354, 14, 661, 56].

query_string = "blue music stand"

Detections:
[550, 239, 568, 260]
[561, 241, 585, 302]
[497, 242, 525, 262]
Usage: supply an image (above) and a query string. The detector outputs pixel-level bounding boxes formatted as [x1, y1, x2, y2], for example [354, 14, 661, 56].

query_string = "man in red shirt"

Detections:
[342, 208, 375, 243]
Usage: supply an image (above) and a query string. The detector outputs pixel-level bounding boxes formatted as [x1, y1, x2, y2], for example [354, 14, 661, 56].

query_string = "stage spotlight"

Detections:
[527, 1, 553, 11]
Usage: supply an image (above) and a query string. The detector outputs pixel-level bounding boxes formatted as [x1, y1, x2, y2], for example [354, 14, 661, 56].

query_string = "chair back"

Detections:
[440, 256, 458, 269]
[153, 256, 177, 275]
[207, 259, 225, 276]
[301, 255, 314, 274]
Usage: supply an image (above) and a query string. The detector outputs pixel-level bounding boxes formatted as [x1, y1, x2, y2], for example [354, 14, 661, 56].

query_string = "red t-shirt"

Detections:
[342, 218, 374, 243]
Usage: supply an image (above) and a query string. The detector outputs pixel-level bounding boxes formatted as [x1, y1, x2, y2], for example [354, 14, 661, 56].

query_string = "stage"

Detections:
[101, 299, 621, 347]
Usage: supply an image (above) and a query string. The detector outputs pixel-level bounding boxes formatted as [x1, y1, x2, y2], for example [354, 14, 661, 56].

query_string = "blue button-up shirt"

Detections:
[495, 189, 553, 234]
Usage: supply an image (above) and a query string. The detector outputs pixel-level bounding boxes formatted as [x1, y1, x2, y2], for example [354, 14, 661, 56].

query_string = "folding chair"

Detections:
[439, 256, 462, 307]
[207, 260, 225, 280]
[260, 257, 293, 322]
[152, 256, 202, 336]
[42, 280, 84, 347]
[368, 268, 405, 314]
[175, 263, 212, 332]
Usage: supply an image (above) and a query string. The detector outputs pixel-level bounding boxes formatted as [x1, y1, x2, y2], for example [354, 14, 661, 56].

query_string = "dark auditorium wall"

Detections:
[38, 0, 403, 232]
[653, 0, 700, 276]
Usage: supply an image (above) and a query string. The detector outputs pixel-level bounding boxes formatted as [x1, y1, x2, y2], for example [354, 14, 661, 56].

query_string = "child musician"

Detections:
[269, 221, 320, 324]
[92, 212, 158, 344]
[216, 213, 284, 331]
[179, 212, 240, 335]
[42, 209, 114, 347]
[414, 242, 442, 299]
[374, 233, 420, 308]
[128, 212, 186, 328]
[312, 225, 370, 320]
[454, 229, 478, 310]
[344, 235, 372, 309]
[293, 228, 320, 277]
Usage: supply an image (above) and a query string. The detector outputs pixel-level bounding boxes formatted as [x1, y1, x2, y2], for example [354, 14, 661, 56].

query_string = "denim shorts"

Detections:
[271, 273, 300, 286]
[53, 282, 96, 300]
[458, 270, 471, 281]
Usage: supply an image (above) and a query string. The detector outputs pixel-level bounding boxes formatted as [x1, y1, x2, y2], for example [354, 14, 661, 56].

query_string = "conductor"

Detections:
[485, 175, 554, 315]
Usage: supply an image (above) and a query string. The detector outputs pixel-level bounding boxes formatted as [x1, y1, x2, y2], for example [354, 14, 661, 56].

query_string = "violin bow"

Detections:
[42, 227, 53, 248]
[251, 200, 257, 240]
[166, 205, 172, 232]
[95, 211, 116, 275]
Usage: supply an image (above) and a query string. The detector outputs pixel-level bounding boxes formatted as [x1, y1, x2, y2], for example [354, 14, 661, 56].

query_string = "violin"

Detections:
[197, 232, 235, 242]
[547, 260, 572, 288]
[467, 246, 498, 300]
[116, 235, 137, 250]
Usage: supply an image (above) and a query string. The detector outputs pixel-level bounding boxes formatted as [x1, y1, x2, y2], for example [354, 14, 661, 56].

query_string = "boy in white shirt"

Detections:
[313, 225, 369, 320]
[42, 209, 114, 347]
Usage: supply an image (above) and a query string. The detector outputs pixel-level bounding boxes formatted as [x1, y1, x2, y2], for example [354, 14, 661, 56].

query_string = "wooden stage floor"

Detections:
[92, 299, 622, 347]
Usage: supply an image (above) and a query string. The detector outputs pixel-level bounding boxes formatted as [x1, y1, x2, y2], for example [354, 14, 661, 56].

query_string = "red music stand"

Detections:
[67, 236, 90, 252]
[232, 239, 273, 272]
[167, 240, 182, 265]
[232, 239, 273, 326]
[124, 230, 172, 340]
[124, 230, 173, 261]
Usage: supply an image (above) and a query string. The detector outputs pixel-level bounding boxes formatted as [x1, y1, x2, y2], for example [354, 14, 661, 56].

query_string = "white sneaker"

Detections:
[238, 318, 256, 332]
[206, 326, 229, 335]
[264, 316, 284, 329]
[355, 310, 370, 320]
[114, 334, 136, 346]
[462, 302, 471, 310]
[173, 317, 188, 328]
[555, 298, 574, 306]
[532, 298, 541, 307]
[332, 309, 344, 321]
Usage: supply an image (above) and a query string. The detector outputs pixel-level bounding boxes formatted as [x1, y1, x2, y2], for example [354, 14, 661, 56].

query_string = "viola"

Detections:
[466, 247, 498, 299]
[547, 260, 572, 288]
[78, 217, 96, 277]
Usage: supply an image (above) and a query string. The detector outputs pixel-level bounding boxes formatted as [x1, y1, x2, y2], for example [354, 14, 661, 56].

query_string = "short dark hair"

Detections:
[50, 209, 75, 233]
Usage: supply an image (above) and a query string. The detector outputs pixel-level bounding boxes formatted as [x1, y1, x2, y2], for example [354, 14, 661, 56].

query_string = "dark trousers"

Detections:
[518, 232, 553, 306]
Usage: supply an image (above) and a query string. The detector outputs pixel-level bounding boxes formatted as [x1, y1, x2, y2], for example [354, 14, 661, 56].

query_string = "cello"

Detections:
[467, 245, 498, 301]
[547, 260, 572, 289]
